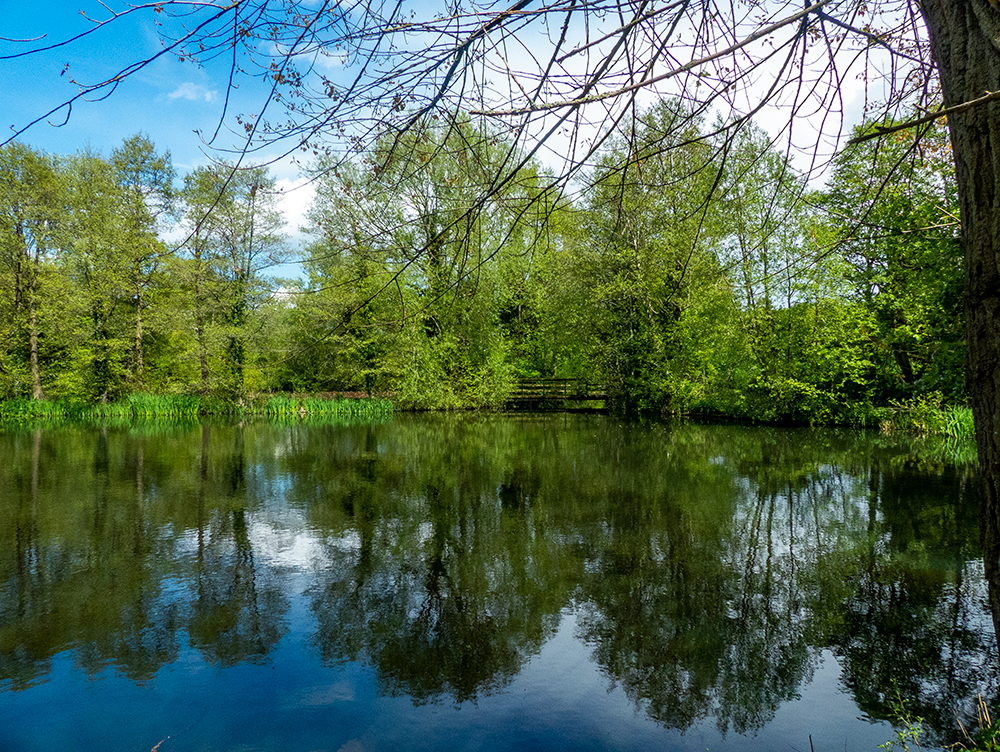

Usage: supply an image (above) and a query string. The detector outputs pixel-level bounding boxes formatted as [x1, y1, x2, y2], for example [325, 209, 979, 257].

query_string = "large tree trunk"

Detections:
[919, 0, 1000, 640]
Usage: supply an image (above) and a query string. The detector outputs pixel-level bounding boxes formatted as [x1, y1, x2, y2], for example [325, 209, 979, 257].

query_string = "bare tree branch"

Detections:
[846, 88, 1000, 145]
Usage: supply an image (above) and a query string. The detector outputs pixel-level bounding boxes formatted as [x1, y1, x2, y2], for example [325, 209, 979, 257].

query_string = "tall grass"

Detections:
[264, 394, 394, 420]
[881, 688, 999, 752]
[878, 393, 975, 440]
[0, 394, 206, 422]
[0, 393, 394, 426]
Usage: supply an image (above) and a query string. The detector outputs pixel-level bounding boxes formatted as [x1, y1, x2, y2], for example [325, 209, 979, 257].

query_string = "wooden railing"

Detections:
[506, 378, 606, 409]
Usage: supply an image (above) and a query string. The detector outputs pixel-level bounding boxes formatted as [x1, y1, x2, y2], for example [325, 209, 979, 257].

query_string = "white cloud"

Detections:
[276, 175, 316, 241]
[270, 175, 315, 282]
[168, 82, 218, 103]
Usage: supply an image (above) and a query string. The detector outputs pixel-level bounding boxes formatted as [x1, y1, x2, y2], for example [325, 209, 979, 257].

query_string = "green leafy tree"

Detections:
[719, 125, 810, 389]
[299, 117, 553, 407]
[573, 101, 724, 414]
[371, 117, 532, 407]
[213, 166, 286, 397]
[179, 163, 286, 397]
[0, 142, 63, 399]
[699, 125, 881, 422]
[178, 166, 230, 393]
[821, 122, 964, 401]
[110, 134, 175, 391]
[287, 158, 409, 394]
[60, 149, 134, 401]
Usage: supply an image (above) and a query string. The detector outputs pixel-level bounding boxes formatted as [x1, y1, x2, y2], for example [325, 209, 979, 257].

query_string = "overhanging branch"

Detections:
[846, 89, 1000, 145]
[470, 0, 834, 117]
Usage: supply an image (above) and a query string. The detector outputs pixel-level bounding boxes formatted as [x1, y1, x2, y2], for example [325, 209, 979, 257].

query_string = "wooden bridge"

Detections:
[505, 378, 607, 411]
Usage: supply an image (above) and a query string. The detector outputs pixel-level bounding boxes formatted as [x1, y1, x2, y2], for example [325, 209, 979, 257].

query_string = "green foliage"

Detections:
[293, 114, 561, 409]
[393, 328, 461, 410]
[109, 134, 176, 391]
[263, 393, 393, 419]
[568, 100, 724, 415]
[878, 690, 1000, 752]
[0, 394, 203, 422]
[461, 332, 517, 410]
[822, 121, 964, 402]
[0, 141, 65, 399]
[880, 689, 928, 752]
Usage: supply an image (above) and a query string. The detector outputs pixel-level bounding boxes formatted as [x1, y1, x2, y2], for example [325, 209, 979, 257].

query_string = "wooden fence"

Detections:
[505, 378, 607, 410]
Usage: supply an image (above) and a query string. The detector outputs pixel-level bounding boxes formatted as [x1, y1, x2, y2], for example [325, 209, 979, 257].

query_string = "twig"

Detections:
[472, 0, 834, 116]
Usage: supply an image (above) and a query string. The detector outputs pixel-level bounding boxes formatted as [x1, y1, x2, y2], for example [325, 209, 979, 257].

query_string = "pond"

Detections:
[0, 414, 995, 751]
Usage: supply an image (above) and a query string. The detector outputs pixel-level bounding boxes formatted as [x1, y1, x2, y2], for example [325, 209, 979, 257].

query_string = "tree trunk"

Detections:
[196, 305, 210, 392]
[134, 287, 144, 388]
[28, 244, 43, 400]
[193, 256, 210, 393]
[29, 295, 42, 400]
[919, 0, 1000, 640]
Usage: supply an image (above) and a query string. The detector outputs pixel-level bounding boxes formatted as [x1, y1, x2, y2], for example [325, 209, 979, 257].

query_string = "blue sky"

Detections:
[4, 3, 239, 168]
[2, 2, 316, 263]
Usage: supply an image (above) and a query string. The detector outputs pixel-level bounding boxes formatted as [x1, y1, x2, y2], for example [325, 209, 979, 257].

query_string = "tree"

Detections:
[821, 121, 963, 401]
[917, 0, 1000, 641]
[62, 149, 135, 401]
[0, 143, 63, 399]
[179, 163, 286, 397]
[298, 116, 555, 406]
[213, 166, 286, 396]
[718, 124, 811, 383]
[289, 157, 407, 394]
[110, 134, 175, 390]
[572, 101, 723, 414]
[0, 5, 968, 404]
[179, 165, 237, 394]
[706, 124, 901, 423]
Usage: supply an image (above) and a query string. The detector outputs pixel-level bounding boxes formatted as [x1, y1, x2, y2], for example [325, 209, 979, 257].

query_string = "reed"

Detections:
[264, 394, 394, 419]
[0, 392, 394, 425]
[955, 695, 1000, 752]
[878, 393, 975, 440]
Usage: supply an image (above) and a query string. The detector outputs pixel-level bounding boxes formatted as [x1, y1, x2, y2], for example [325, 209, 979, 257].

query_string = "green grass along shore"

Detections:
[0, 393, 394, 423]
[0, 391, 974, 440]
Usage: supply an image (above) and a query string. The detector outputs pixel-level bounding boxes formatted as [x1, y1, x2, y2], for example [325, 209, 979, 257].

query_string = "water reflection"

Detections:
[0, 415, 995, 747]
[305, 422, 575, 703]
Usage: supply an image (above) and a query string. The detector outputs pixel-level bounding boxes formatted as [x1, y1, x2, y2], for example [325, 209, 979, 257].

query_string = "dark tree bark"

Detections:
[920, 0, 1000, 640]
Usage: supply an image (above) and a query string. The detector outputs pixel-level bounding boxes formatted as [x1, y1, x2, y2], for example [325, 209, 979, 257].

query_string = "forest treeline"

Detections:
[0, 102, 965, 421]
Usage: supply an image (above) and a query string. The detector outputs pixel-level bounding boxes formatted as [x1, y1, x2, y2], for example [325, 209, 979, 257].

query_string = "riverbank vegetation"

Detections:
[0, 105, 965, 428]
[0, 393, 393, 424]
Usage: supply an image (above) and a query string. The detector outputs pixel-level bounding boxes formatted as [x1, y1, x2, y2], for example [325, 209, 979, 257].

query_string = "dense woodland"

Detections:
[0, 104, 965, 421]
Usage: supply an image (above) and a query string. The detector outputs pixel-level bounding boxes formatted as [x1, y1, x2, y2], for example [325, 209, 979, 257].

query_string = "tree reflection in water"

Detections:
[306, 424, 575, 702]
[0, 415, 995, 745]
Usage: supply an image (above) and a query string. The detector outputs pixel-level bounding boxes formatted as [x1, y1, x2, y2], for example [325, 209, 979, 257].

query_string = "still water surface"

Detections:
[0, 414, 995, 751]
